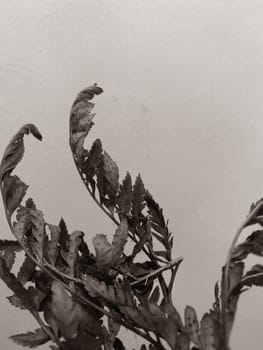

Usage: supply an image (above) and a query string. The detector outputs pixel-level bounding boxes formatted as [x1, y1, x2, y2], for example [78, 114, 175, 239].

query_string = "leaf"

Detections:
[112, 218, 128, 264]
[93, 219, 128, 271]
[85, 138, 103, 179]
[184, 305, 202, 348]
[242, 264, 263, 287]
[70, 85, 103, 159]
[227, 262, 244, 297]
[175, 333, 190, 350]
[60, 231, 84, 276]
[59, 218, 69, 251]
[0, 257, 35, 310]
[0, 124, 42, 179]
[7, 294, 27, 310]
[93, 234, 113, 271]
[9, 328, 50, 348]
[232, 230, 263, 260]
[103, 151, 119, 195]
[2, 247, 16, 270]
[118, 172, 133, 215]
[149, 286, 160, 304]
[132, 217, 152, 258]
[200, 313, 219, 350]
[3, 174, 28, 217]
[131, 174, 145, 220]
[145, 191, 172, 260]
[18, 255, 36, 285]
[45, 281, 90, 340]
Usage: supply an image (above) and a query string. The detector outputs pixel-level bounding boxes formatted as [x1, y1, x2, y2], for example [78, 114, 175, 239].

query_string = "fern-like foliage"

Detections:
[1, 84, 263, 350]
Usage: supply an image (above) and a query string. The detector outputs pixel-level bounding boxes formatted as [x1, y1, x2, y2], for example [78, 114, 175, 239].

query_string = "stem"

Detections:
[131, 257, 183, 287]
[222, 199, 263, 349]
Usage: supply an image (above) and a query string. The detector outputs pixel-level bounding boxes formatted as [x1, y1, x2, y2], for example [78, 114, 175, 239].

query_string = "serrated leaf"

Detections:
[131, 174, 145, 220]
[0, 124, 42, 180]
[7, 294, 27, 310]
[118, 172, 133, 215]
[85, 138, 103, 179]
[200, 313, 219, 350]
[18, 255, 36, 285]
[0, 257, 35, 310]
[28, 201, 46, 261]
[145, 191, 172, 260]
[58, 218, 69, 251]
[2, 248, 16, 270]
[3, 174, 28, 217]
[60, 231, 83, 276]
[132, 217, 152, 258]
[184, 305, 202, 348]
[9, 328, 50, 348]
[70, 85, 103, 159]
[103, 151, 119, 195]
[112, 219, 128, 264]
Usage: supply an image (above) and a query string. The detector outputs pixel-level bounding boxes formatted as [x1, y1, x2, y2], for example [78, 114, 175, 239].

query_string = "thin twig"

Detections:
[131, 257, 183, 287]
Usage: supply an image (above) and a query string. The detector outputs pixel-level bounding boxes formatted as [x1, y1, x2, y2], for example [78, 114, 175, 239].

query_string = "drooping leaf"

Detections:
[118, 172, 133, 215]
[58, 218, 69, 252]
[17, 255, 36, 285]
[44, 281, 98, 340]
[70, 85, 103, 159]
[184, 305, 202, 348]
[9, 328, 50, 348]
[200, 313, 219, 350]
[0, 124, 42, 180]
[3, 174, 28, 217]
[93, 219, 128, 272]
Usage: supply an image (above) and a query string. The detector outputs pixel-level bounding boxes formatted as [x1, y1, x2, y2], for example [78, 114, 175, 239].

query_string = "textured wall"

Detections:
[1, 1, 263, 349]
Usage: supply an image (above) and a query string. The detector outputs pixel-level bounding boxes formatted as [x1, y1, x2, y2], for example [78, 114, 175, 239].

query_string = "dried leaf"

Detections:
[0, 124, 42, 179]
[45, 281, 89, 339]
[3, 174, 28, 217]
[131, 174, 145, 220]
[9, 328, 50, 348]
[200, 313, 219, 350]
[184, 305, 202, 348]
[112, 219, 128, 264]
[0, 257, 35, 310]
[85, 138, 103, 179]
[242, 264, 263, 287]
[61, 231, 83, 276]
[18, 255, 36, 285]
[103, 152, 119, 195]
[118, 172, 133, 215]
[59, 218, 69, 251]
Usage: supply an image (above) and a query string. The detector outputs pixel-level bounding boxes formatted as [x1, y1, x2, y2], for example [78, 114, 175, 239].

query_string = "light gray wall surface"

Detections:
[1, 1, 263, 349]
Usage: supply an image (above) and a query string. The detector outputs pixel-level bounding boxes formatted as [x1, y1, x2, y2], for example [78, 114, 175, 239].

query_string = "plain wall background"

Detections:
[1, 1, 263, 349]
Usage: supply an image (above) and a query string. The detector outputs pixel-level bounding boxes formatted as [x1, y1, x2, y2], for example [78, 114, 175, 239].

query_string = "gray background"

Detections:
[1, 1, 263, 349]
